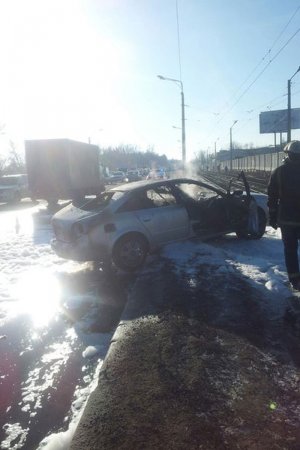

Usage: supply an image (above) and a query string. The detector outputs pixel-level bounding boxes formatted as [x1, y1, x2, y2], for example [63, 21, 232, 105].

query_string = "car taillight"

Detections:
[53, 223, 68, 241]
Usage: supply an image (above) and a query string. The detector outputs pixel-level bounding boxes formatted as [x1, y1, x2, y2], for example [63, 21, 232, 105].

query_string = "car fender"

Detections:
[88, 220, 152, 252]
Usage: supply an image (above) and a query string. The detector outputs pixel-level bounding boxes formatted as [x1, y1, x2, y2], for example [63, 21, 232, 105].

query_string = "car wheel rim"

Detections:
[119, 240, 144, 267]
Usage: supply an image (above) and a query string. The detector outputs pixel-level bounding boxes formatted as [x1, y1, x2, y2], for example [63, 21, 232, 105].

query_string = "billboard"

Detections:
[259, 108, 300, 134]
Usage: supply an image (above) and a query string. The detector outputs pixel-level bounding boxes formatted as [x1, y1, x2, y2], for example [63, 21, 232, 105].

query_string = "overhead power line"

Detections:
[196, 5, 300, 148]
[220, 5, 300, 112]
[228, 26, 300, 111]
[208, 24, 300, 143]
[271, 5, 300, 47]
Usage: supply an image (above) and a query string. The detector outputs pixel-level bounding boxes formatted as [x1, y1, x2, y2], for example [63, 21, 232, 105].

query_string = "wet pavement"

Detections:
[71, 254, 300, 449]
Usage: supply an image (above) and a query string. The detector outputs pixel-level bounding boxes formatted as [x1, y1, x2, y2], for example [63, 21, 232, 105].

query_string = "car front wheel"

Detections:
[112, 233, 148, 271]
[236, 206, 267, 240]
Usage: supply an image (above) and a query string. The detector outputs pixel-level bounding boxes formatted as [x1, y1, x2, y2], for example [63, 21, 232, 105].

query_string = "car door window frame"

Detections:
[117, 185, 178, 212]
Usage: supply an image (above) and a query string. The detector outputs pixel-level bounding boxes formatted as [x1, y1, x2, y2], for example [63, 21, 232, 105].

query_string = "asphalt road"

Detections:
[72, 250, 300, 449]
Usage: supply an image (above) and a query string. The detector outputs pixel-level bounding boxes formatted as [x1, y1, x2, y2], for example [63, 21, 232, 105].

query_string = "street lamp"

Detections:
[157, 75, 186, 163]
[287, 66, 300, 143]
[206, 147, 210, 170]
[230, 120, 238, 171]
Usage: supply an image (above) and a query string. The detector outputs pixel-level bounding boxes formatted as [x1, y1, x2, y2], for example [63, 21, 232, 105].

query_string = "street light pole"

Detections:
[158, 75, 186, 164]
[287, 66, 300, 143]
[230, 120, 238, 171]
[214, 138, 219, 170]
[181, 90, 186, 163]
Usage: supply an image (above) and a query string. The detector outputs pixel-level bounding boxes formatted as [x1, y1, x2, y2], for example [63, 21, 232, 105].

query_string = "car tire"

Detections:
[112, 233, 148, 271]
[236, 206, 267, 240]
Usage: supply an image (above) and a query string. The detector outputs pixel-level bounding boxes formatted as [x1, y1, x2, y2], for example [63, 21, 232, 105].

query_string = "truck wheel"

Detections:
[112, 233, 148, 271]
[236, 206, 267, 240]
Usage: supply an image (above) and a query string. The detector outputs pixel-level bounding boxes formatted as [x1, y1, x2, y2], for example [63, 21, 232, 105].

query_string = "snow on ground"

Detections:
[0, 206, 113, 450]
[36, 361, 103, 450]
[0, 202, 295, 450]
[162, 226, 291, 320]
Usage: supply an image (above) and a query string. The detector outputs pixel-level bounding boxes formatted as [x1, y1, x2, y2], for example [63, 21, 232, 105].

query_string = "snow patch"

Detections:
[82, 345, 101, 358]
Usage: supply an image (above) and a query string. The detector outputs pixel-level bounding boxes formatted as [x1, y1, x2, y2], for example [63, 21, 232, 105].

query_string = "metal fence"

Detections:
[218, 151, 285, 172]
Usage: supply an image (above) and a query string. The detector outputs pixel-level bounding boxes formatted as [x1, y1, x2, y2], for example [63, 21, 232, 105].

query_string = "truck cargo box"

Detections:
[25, 139, 105, 202]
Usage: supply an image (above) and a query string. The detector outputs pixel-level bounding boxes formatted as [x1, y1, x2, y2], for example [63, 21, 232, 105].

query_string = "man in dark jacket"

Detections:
[268, 140, 300, 291]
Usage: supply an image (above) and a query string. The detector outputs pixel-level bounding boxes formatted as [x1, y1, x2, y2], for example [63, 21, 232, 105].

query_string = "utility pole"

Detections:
[287, 78, 291, 143]
[287, 66, 300, 143]
[214, 138, 219, 170]
[181, 90, 186, 163]
[230, 120, 238, 171]
[158, 75, 186, 164]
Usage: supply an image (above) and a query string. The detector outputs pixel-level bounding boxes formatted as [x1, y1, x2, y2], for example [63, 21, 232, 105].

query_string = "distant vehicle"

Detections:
[139, 168, 150, 177]
[147, 168, 167, 180]
[0, 174, 31, 204]
[107, 171, 126, 184]
[25, 139, 106, 206]
[124, 170, 142, 183]
[51, 172, 267, 272]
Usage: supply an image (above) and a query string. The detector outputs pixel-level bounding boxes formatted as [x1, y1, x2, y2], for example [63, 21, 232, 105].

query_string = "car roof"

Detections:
[109, 177, 226, 195]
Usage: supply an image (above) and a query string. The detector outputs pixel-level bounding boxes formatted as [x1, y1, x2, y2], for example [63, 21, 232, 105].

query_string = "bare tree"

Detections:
[99, 144, 172, 171]
[0, 156, 6, 176]
[5, 141, 25, 174]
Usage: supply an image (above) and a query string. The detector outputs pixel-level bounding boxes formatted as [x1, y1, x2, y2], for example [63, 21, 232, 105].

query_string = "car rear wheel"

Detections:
[112, 233, 148, 271]
[236, 206, 267, 240]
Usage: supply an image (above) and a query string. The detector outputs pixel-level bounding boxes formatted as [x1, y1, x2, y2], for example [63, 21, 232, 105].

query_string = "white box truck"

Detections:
[25, 139, 106, 206]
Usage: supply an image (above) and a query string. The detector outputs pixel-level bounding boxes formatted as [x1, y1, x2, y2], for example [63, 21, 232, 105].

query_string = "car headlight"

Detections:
[72, 222, 85, 239]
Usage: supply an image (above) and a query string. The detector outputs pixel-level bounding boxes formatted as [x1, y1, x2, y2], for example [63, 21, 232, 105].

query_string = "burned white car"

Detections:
[51, 172, 267, 271]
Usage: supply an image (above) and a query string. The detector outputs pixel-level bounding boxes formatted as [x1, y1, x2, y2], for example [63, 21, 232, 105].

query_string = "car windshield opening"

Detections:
[72, 191, 124, 211]
[175, 183, 217, 201]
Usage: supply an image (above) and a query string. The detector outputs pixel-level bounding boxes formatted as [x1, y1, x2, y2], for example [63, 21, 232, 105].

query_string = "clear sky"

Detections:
[0, 0, 300, 161]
